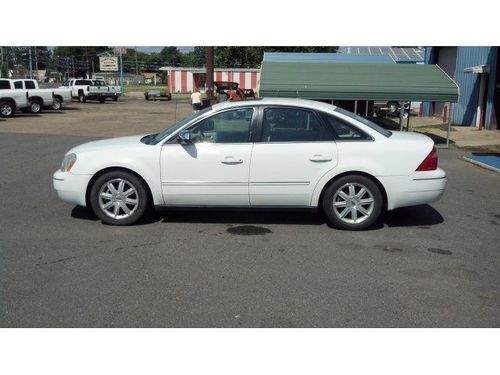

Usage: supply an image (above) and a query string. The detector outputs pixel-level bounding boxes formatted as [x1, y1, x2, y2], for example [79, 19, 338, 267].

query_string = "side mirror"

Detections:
[178, 130, 191, 143]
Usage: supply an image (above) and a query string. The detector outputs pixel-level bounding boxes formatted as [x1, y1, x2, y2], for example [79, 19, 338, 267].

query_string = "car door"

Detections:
[160, 107, 256, 206]
[249, 106, 338, 206]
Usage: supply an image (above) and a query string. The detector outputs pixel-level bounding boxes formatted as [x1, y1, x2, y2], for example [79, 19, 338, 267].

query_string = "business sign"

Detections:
[113, 48, 127, 55]
[99, 56, 119, 72]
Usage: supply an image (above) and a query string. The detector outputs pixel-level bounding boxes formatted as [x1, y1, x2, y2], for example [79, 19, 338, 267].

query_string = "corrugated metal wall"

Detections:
[423, 46, 498, 129]
[451, 47, 496, 127]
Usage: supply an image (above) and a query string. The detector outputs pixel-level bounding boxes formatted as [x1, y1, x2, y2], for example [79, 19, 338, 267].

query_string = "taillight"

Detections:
[416, 147, 438, 171]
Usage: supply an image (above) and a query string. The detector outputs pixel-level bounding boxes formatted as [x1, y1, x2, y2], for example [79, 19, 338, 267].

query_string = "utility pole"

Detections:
[119, 48, 124, 96]
[28, 47, 33, 79]
[205, 47, 214, 100]
[0, 47, 3, 78]
[135, 47, 139, 76]
[34, 47, 39, 80]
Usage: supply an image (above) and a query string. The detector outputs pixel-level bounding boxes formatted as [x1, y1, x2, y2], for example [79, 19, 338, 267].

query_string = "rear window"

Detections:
[334, 107, 392, 137]
[75, 80, 92, 85]
[14, 81, 23, 89]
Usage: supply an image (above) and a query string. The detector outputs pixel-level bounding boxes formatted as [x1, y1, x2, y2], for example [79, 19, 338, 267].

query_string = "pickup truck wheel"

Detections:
[90, 171, 149, 226]
[0, 101, 15, 118]
[78, 92, 86, 103]
[99, 97, 106, 103]
[29, 100, 42, 114]
[387, 101, 399, 115]
[52, 98, 62, 110]
[112, 96, 118, 102]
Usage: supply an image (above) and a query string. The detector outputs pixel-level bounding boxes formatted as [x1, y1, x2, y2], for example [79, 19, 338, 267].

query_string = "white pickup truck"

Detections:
[0, 78, 71, 114]
[0, 88, 28, 118]
[61, 79, 120, 103]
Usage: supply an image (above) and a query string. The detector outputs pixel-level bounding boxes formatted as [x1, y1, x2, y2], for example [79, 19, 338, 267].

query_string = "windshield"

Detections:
[150, 107, 212, 144]
[334, 107, 392, 137]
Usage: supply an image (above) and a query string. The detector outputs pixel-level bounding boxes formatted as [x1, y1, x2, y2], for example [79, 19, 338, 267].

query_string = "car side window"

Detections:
[14, 81, 23, 89]
[24, 80, 36, 89]
[322, 114, 372, 141]
[188, 108, 254, 144]
[261, 107, 334, 142]
[0, 80, 11, 90]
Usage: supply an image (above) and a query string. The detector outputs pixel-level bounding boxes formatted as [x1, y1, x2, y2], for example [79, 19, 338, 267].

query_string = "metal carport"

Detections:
[259, 61, 459, 145]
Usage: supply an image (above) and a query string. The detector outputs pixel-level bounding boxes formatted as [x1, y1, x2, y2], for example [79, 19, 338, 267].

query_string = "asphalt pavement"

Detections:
[0, 132, 499, 327]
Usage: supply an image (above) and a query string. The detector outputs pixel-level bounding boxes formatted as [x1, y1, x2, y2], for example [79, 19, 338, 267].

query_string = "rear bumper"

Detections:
[53, 170, 92, 207]
[380, 168, 447, 210]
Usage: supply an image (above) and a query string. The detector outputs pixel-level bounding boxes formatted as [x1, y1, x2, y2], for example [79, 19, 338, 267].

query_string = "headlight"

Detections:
[60, 153, 77, 172]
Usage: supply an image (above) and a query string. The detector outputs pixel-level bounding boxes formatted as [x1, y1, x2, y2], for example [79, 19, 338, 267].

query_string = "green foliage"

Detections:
[0, 64, 7, 78]
[214, 46, 338, 68]
[182, 47, 205, 67]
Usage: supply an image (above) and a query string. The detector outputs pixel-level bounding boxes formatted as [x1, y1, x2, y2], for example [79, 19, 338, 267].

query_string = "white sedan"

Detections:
[53, 98, 446, 230]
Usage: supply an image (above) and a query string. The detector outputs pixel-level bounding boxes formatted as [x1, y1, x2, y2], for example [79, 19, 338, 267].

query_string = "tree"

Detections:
[213, 46, 338, 68]
[182, 47, 205, 67]
[160, 47, 183, 67]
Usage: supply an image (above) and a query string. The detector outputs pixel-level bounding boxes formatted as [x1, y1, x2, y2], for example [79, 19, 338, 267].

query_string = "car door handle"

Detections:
[309, 154, 332, 162]
[221, 157, 243, 165]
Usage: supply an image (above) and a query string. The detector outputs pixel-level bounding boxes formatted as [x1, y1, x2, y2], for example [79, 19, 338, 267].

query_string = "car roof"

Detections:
[211, 97, 338, 113]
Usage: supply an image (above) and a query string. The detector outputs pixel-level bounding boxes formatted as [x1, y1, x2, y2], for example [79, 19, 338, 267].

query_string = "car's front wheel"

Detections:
[90, 171, 149, 225]
[0, 101, 15, 118]
[322, 175, 383, 230]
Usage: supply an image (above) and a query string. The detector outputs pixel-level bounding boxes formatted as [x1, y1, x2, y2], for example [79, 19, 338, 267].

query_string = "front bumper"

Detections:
[380, 168, 447, 210]
[53, 170, 92, 207]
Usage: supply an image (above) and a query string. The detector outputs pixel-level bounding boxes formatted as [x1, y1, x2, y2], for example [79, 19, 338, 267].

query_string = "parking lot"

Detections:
[1, 98, 499, 327]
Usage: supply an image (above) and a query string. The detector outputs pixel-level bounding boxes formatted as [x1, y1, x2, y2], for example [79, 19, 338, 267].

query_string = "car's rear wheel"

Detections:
[29, 100, 42, 114]
[52, 98, 62, 110]
[0, 101, 15, 117]
[78, 91, 86, 103]
[90, 171, 148, 226]
[112, 96, 118, 102]
[322, 175, 383, 230]
[99, 97, 105, 103]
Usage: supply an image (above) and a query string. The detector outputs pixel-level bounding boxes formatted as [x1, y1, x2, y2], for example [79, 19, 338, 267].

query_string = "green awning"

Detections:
[259, 61, 459, 102]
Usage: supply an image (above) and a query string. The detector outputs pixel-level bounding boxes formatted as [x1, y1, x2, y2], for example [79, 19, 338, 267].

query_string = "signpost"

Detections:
[112, 48, 127, 97]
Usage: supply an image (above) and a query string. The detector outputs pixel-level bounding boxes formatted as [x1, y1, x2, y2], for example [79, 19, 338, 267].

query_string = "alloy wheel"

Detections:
[332, 182, 375, 224]
[0, 104, 13, 117]
[98, 178, 139, 220]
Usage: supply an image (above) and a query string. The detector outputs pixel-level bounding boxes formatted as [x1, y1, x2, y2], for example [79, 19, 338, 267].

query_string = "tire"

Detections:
[0, 101, 15, 118]
[387, 101, 399, 115]
[322, 175, 383, 230]
[78, 91, 86, 103]
[52, 98, 62, 110]
[90, 171, 149, 226]
[112, 96, 118, 102]
[99, 97, 105, 103]
[28, 100, 42, 114]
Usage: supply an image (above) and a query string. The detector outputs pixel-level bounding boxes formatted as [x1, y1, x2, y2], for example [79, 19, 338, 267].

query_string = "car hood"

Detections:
[68, 134, 148, 154]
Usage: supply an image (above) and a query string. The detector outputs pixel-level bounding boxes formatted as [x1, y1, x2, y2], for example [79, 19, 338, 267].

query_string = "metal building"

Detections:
[423, 47, 499, 130]
[159, 67, 260, 94]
